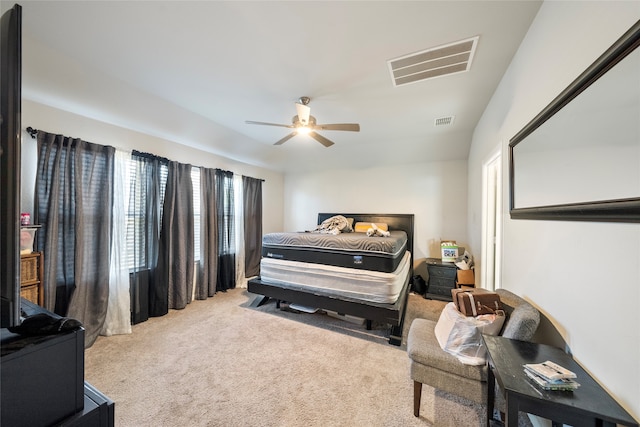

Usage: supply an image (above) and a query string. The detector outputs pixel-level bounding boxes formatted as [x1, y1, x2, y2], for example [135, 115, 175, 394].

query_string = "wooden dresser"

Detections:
[20, 251, 43, 306]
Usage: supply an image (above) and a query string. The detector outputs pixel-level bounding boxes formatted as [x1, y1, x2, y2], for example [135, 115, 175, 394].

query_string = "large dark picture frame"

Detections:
[509, 20, 640, 222]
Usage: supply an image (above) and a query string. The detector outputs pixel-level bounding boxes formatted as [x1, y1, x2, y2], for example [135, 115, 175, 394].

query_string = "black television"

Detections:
[0, 3, 22, 328]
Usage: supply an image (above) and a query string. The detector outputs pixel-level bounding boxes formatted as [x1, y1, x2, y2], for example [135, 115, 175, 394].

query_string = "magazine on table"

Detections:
[523, 360, 576, 381]
[523, 360, 580, 391]
[524, 369, 581, 391]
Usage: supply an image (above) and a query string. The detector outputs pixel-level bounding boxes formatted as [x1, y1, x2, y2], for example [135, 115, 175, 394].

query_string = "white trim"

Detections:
[481, 147, 502, 291]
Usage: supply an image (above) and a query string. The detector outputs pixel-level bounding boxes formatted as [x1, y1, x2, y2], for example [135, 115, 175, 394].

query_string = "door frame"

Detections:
[481, 148, 502, 291]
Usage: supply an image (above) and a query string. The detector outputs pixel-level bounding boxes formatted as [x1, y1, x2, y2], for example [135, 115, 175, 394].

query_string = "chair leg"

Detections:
[413, 380, 422, 417]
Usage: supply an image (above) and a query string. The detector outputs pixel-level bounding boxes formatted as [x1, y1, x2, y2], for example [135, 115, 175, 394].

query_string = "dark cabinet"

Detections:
[1, 300, 114, 427]
[1, 324, 85, 426]
[425, 258, 457, 301]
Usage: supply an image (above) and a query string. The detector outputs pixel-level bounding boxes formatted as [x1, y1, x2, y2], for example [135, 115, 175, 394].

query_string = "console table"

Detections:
[483, 335, 638, 427]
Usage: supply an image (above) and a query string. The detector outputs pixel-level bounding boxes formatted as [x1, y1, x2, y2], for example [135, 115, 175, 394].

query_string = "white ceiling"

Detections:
[12, 0, 542, 173]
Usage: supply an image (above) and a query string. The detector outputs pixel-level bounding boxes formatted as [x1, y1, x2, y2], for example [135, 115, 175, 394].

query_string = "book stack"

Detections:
[523, 360, 581, 391]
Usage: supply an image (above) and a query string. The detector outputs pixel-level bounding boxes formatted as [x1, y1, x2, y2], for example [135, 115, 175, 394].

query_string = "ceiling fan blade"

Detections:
[309, 131, 335, 147]
[274, 132, 296, 146]
[245, 120, 294, 128]
[314, 123, 360, 132]
[295, 102, 311, 125]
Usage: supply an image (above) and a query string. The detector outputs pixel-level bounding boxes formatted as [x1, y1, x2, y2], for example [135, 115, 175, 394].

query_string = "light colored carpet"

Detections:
[85, 289, 520, 426]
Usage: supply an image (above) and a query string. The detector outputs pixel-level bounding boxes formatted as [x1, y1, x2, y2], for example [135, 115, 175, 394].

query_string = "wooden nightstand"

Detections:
[20, 251, 43, 306]
[424, 257, 457, 301]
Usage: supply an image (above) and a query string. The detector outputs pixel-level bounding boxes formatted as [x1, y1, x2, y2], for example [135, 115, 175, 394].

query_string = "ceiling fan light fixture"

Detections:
[296, 99, 311, 126]
[246, 98, 359, 147]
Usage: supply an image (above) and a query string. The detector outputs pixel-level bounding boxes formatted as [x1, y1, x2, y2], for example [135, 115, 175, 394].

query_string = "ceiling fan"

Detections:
[245, 96, 360, 147]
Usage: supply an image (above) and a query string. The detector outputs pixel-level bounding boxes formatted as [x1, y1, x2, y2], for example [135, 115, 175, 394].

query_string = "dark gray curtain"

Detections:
[153, 161, 194, 314]
[242, 176, 262, 277]
[215, 169, 235, 291]
[196, 167, 217, 299]
[129, 151, 165, 323]
[35, 131, 114, 347]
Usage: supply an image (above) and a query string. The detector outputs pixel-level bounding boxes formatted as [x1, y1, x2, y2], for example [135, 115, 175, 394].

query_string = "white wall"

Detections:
[20, 100, 285, 235]
[283, 160, 468, 268]
[468, 1, 640, 421]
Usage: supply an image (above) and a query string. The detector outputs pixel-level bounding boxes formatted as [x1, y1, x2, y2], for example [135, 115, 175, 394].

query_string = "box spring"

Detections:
[260, 252, 411, 304]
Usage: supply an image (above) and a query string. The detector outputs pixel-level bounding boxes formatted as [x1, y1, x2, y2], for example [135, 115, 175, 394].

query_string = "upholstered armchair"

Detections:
[407, 289, 540, 417]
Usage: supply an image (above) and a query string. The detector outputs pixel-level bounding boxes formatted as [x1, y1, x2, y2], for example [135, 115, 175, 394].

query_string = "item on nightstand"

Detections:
[441, 241, 458, 262]
[452, 288, 502, 316]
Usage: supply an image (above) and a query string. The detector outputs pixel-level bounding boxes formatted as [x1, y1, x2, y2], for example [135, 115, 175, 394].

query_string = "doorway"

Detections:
[481, 150, 502, 291]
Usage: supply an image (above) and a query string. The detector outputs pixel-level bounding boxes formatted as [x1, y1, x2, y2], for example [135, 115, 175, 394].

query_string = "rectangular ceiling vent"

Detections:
[434, 116, 455, 127]
[388, 36, 479, 87]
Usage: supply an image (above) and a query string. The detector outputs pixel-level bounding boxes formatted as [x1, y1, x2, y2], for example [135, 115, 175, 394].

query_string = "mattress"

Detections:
[259, 251, 411, 304]
[261, 230, 407, 272]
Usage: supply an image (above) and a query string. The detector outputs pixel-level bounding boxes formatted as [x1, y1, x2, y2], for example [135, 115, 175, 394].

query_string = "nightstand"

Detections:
[424, 257, 456, 301]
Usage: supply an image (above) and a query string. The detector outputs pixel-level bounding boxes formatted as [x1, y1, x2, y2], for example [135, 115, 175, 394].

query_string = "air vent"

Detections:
[434, 116, 455, 127]
[388, 36, 479, 87]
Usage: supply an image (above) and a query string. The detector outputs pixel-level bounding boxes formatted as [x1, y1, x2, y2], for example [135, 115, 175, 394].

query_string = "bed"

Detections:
[247, 213, 414, 345]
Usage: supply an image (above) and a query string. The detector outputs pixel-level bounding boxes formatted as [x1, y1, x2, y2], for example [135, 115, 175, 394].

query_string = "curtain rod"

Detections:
[132, 149, 171, 164]
[133, 150, 264, 182]
[26, 126, 38, 139]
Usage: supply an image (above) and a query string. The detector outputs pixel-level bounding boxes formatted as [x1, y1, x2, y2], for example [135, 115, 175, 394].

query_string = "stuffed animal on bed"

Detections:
[366, 223, 390, 237]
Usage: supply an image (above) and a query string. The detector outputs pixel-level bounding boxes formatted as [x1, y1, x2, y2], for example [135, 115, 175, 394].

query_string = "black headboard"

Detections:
[317, 213, 415, 273]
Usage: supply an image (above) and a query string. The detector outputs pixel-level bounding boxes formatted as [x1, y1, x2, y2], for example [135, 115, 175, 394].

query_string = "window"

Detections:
[191, 167, 200, 262]
[124, 155, 168, 270]
[217, 170, 235, 256]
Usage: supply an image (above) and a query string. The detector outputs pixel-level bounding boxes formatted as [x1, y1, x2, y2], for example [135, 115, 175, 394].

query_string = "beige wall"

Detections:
[282, 160, 469, 269]
[468, 1, 640, 421]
